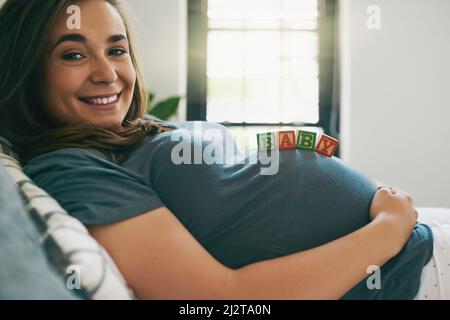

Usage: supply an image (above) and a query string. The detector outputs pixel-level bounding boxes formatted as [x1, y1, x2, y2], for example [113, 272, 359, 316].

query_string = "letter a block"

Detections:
[296, 130, 317, 151]
[278, 131, 296, 150]
[257, 132, 276, 151]
[315, 134, 339, 157]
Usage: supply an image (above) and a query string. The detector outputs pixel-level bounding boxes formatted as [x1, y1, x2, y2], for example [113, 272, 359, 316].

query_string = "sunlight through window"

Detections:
[207, 0, 319, 124]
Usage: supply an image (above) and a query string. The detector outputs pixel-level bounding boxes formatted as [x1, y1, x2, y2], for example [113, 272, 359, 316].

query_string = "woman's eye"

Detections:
[62, 52, 84, 61]
[109, 48, 126, 56]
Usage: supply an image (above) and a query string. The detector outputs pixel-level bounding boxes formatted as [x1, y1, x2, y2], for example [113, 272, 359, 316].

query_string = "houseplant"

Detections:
[147, 92, 181, 121]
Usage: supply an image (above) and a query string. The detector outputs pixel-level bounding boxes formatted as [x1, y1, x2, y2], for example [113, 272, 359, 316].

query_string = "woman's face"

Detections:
[42, 0, 136, 130]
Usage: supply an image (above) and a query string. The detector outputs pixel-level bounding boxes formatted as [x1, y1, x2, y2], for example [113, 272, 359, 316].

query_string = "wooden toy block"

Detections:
[278, 130, 296, 150]
[296, 130, 317, 151]
[257, 132, 276, 151]
[315, 133, 339, 157]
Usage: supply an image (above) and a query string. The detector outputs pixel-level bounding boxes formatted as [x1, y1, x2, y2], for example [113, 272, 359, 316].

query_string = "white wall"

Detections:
[126, 0, 187, 121]
[340, 0, 450, 207]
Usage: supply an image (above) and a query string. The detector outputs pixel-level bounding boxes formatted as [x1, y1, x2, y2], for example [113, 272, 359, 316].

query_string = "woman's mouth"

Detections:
[79, 92, 122, 107]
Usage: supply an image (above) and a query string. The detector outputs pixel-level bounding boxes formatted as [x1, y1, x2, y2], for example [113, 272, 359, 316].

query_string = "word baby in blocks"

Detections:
[257, 130, 339, 157]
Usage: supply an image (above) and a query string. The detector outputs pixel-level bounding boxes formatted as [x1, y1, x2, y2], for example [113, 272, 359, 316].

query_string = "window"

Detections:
[188, 0, 339, 148]
[207, 0, 319, 124]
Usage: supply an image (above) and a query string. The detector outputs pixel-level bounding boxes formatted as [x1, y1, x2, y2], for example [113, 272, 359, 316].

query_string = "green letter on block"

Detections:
[257, 132, 276, 151]
[297, 130, 317, 151]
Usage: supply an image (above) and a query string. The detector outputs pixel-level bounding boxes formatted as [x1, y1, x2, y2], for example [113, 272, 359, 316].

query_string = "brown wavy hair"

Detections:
[0, 0, 174, 165]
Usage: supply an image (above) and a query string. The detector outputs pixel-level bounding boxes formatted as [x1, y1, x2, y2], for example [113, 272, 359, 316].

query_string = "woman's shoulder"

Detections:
[30, 146, 105, 161]
[23, 147, 109, 174]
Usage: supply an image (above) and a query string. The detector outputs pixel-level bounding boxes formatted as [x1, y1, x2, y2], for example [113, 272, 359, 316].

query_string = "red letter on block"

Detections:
[315, 134, 339, 157]
[278, 131, 296, 150]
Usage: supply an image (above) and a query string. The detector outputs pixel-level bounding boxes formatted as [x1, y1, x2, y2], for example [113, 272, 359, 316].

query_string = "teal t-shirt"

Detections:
[23, 120, 433, 299]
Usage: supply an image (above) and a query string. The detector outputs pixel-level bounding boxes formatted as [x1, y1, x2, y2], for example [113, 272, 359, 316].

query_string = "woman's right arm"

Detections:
[88, 187, 417, 300]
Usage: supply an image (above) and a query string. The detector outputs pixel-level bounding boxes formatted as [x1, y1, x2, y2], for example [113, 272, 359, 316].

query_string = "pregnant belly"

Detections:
[150, 140, 377, 268]
[204, 149, 378, 268]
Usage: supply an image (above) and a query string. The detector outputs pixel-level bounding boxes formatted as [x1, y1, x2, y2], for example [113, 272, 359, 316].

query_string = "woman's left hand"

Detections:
[374, 180, 388, 189]
[372, 179, 407, 197]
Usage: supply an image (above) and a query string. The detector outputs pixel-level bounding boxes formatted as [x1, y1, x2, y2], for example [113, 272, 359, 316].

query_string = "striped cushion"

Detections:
[0, 138, 134, 299]
[0, 137, 18, 159]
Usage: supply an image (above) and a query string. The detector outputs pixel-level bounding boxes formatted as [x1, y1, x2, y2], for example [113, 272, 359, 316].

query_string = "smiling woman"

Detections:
[42, 1, 135, 130]
[0, 0, 442, 301]
[0, 0, 174, 165]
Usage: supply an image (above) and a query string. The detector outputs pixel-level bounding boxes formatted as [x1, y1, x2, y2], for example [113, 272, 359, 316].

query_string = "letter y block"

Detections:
[315, 134, 339, 157]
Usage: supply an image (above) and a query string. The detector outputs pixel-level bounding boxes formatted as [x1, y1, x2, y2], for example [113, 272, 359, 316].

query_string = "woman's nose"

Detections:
[89, 56, 118, 84]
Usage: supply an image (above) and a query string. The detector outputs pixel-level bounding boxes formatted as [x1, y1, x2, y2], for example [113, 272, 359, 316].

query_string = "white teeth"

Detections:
[85, 94, 118, 105]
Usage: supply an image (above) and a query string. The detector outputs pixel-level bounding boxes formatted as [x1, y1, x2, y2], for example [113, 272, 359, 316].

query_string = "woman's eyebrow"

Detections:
[107, 34, 128, 43]
[51, 34, 86, 51]
[51, 33, 128, 52]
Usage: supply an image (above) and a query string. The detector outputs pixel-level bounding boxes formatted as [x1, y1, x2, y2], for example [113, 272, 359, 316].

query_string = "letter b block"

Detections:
[278, 131, 296, 150]
[315, 134, 339, 157]
[296, 130, 317, 151]
[257, 132, 276, 151]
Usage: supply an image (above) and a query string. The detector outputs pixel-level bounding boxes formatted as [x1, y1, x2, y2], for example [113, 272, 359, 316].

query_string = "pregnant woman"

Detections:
[0, 0, 448, 299]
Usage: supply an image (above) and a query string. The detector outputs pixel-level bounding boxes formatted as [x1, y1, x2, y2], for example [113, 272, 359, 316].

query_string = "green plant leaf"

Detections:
[149, 96, 181, 120]
[148, 92, 156, 106]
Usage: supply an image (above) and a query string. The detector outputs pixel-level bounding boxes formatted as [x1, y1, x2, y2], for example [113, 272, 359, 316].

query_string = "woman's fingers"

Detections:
[373, 180, 414, 202]
[375, 180, 389, 189]
[389, 186, 399, 195]
[389, 186, 414, 204]
[378, 184, 397, 194]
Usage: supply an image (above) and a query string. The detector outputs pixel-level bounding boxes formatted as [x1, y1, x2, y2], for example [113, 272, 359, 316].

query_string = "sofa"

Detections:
[0, 114, 179, 299]
[0, 137, 135, 299]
